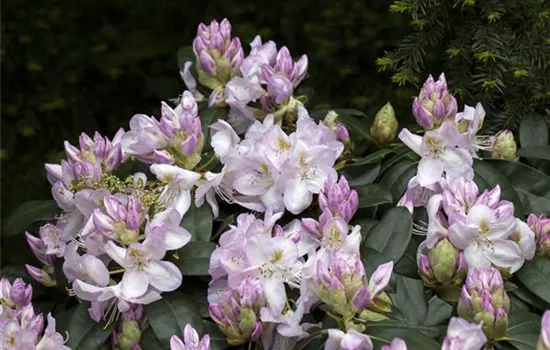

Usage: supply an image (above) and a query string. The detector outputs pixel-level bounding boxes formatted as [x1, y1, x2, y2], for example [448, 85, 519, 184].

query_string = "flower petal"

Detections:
[145, 260, 182, 292]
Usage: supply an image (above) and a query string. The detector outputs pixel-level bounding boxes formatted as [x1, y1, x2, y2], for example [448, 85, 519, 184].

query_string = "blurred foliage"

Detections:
[1, 0, 412, 219]
[378, 0, 550, 133]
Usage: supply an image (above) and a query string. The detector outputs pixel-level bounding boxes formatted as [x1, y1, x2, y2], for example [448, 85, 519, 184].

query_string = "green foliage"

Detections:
[379, 0, 550, 133]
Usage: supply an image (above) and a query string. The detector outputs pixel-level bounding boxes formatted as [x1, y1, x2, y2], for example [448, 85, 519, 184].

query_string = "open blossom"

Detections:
[325, 329, 373, 350]
[399, 121, 473, 187]
[170, 324, 211, 350]
[195, 107, 343, 215]
[448, 203, 525, 273]
[442, 317, 487, 350]
[397, 175, 445, 214]
[103, 233, 182, 299]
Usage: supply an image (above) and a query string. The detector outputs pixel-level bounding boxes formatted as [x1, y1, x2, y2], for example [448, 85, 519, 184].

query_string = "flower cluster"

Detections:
[442, 317, 487, 350]
[182, 18, 308, 133]
[195, 106, 343, 216]
[0, 278, 70, 349]
[397, 74, 539, 292]
[25, 96, 212, 325]
[208, 175, 394, 349]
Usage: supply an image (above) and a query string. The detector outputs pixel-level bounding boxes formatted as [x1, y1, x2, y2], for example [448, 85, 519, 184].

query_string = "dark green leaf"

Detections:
[181, 201, 213, 242]
[367, 322, 441, 350]
[391, 275, 428, 325]
[350, 148, 395, 166]
[505, 301, 541, 350]
[344, 163, 381, 187]
[176, 241, 216, 275]
[356, 183, 393, 208]
[145, 291, 204, 349]
[519, 146, 550, 161]
[486, 159, 550, 215]
[3, 200, 59, 236]
[423, 295, 453, 326]
[519, 114, 549, 149]
[57, 303, 113, 350]
[140, 327, 164, 350]
[380, 160, 418, 203]
[516, 257, 550, 304]
[363, 207, 412, 263]
[394, 235, 422, 279]
[510, 281, 550, 310]
[473, 160, 525, 216]
[204, 321, 229, 350]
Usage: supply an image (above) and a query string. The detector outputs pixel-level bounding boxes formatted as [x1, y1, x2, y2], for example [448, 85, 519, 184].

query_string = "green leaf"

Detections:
[519, 146, 550, 161]
[510, 281, 550, 310]
[145, 291, 204, 349]
[363, 207, 412, 263]
[204, 321, 229, 350]
[516, 257, 550, 304]
[391, 275, 428, 325]
[505, 301, 541, 350]
[140, 327, 164, 350]
[57, 303, 113, 350]
[485, 159, 550, 215]
[473, 160, 525, 216]
[519, 114, 549, 149]
[350, 148, 395, 166]
[176, 241, 216, 276]
[181, 201, 213, 242]
[367, 322, 441, 350]
[356, 183, 393, 208]
[393, 235, 422, 279]
[423, 295, 453, 326]
[379, 160, 418, 203]
[3, 200, 59, 236]
[345, 162, 381, 187]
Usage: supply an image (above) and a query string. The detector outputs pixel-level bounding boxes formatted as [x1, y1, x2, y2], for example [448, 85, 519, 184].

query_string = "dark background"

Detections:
[1, 0, 417, 221]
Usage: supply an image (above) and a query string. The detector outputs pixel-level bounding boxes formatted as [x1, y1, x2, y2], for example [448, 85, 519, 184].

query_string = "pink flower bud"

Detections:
[199, 51, 216, 75]
[25, 265, 56, 287]
[539, 310, 550, 350]
[275, 47, 293, 77]
[64, 141, 81, 162]
[352, 285, 371, 312]
[381, 338, 407, 350]
[25, 232, 54, 266]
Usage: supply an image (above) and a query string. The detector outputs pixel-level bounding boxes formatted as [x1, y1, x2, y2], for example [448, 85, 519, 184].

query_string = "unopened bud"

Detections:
[121, 320, 142, 344]
[25, 265, 56, 287]
[491, 130, 517, 161]
[429, 239, 459, 283]
[371, 102, 398, 146]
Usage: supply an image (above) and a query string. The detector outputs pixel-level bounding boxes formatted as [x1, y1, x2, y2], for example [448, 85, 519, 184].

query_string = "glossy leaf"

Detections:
[204, 321, 229, 350]
[181, 201, 214, 242]
[423, 295, 453, 326]
[140, 327, 164, 350]
[344, 162, 381, 187]
[367, 322, 441, 350]
[56, 303, 113, 350]
[516, 257, 550, 304]
[473, 159, 525, 216]
[363, 207, 412, 263]
[356, 183, 393, 208]
[145, 291, 204, 350]
[3, 200, 59, 236]
[391, 275, 428, 325]
[176, 241, 217, 275]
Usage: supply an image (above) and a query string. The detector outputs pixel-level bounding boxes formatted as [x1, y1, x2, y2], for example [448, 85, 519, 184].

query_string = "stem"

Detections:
[197, 155, 218, 172]
[367, 335, 391, 344]
[109, 269, 125, 275]
[325, 311, 342, 324]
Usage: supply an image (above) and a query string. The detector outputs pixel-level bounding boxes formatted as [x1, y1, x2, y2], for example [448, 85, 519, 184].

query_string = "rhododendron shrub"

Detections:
[2, 18, 550, 350]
